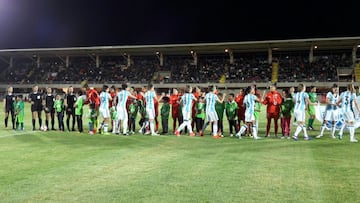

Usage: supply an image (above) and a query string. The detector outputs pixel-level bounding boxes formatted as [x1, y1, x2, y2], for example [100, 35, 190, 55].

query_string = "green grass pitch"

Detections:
[0, 103, 359, 202]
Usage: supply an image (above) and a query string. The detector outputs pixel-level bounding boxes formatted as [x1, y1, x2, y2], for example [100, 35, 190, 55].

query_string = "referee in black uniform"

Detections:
[44, 87, 55, 130]
[65, 86, 77, 131]
[29, 85, 43, 131]
[3, 86, 15, 129]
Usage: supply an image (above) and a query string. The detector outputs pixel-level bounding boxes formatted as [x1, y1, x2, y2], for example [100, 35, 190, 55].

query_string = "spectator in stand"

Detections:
[262, 84, 282, 138]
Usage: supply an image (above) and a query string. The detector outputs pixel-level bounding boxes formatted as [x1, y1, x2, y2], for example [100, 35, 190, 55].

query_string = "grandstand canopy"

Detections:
[0, 36, 359, 57]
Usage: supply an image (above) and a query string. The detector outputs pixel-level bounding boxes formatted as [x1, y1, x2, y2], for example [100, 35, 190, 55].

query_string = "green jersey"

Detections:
[281, 98, 294, 118]
[110, 106, 117, 120]
[129, 103, 138, 118]
[254, 102, 261, 120]
[161, 103, 170, 119]
[75, 96, 84, 116]
[225, 101, 238, 120]
[54, 99, 64, 113]
[308, 92, 317, 103]
[215, 101, 225, 120]
[87, 109, 97, 123]
[14, 100, 25, 121]
[196, 102, 205, 119]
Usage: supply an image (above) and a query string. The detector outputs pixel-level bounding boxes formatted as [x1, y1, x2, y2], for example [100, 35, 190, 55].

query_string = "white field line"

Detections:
[0, 131, 37, 138]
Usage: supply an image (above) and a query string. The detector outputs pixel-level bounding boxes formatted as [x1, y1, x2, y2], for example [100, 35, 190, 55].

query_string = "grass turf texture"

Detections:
[0, 103, 359, 202]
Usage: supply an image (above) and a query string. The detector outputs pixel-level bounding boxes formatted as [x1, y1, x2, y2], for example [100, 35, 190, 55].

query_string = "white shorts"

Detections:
[182, 110, 191, 121]
[100, 107, 110, 119]
[206, 111, 218, 122]
[117, 106, 128, 121]
[146, 108, 155, 120]
[324, 109, 339, 121]
[245, 111, 255, 122]
[343, 111, 355, 123]
[294, 110, 305, 122]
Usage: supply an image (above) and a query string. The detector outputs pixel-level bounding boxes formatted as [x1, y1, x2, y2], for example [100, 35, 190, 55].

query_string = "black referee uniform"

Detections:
[4, 93, 15, 129]
[65, 93, 77, 131]
[29, 91, 43, 130]
[45, 93, 55, 130]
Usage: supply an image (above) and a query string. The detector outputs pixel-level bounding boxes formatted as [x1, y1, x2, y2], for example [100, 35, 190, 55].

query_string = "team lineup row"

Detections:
[3, 83, 360, 142]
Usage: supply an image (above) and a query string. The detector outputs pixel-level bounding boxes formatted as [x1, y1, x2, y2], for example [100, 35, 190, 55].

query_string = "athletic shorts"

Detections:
[146, 108, 155, 120]
[206, 111, 218, 122]
[324, 109, 338, 122]
[245, 111, 255, 122]
[182, 109, 191, 121]
[294, 109, 306, 123]
[117, 106, 128, 121]
[31, 105, 43, 112]
[267, 112, 279, 119]
[343, 111, 355, 123]
[99, 107, 110, 119]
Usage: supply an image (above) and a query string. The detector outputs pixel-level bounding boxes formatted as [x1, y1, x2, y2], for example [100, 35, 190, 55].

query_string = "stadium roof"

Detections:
[0, 36, 359, 57]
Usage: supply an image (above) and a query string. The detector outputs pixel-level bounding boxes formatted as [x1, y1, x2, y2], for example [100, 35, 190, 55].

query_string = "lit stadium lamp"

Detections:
[357, 45, 360, 48]
[225, 49, 229, 53]
[156, 51, 160, 55]
[314, 45, 318, 49]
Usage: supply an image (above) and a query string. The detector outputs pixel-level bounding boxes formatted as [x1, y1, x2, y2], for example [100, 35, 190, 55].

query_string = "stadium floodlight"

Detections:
[190, 50, 194, 54]
[156, 51, 160, 55]
[225, 49, 229, 53]
[314, 45, 318, 49]
[357, 44, 360, 48]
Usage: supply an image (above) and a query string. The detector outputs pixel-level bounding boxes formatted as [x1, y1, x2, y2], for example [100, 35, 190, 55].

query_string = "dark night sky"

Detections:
[0, 0, 358, 49]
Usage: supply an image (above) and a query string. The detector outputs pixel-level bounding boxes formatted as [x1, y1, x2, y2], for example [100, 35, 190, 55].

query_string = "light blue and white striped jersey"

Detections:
[326, 92, 339, 110]
[100, 91, 111, 109]
[244, 94, 257, 115]
[339, 91, 356, 112]
[117, 90, 131, 108]
[181, 93, 195, 112]
[144, 91, 155, 109]
[293, 92, 309, 111]
[205, 92, 218, 112]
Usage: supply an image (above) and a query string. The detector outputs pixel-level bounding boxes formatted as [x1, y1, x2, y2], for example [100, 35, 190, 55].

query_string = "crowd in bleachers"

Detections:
[0, 51, 354, 84]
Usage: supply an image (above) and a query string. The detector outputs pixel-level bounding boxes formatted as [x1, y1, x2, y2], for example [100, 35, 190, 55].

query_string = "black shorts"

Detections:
[44, 106, 55, 114]
[31, 105, 43, 112]
[66, 107, 75, 115]
[5, 108, 14, 114]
